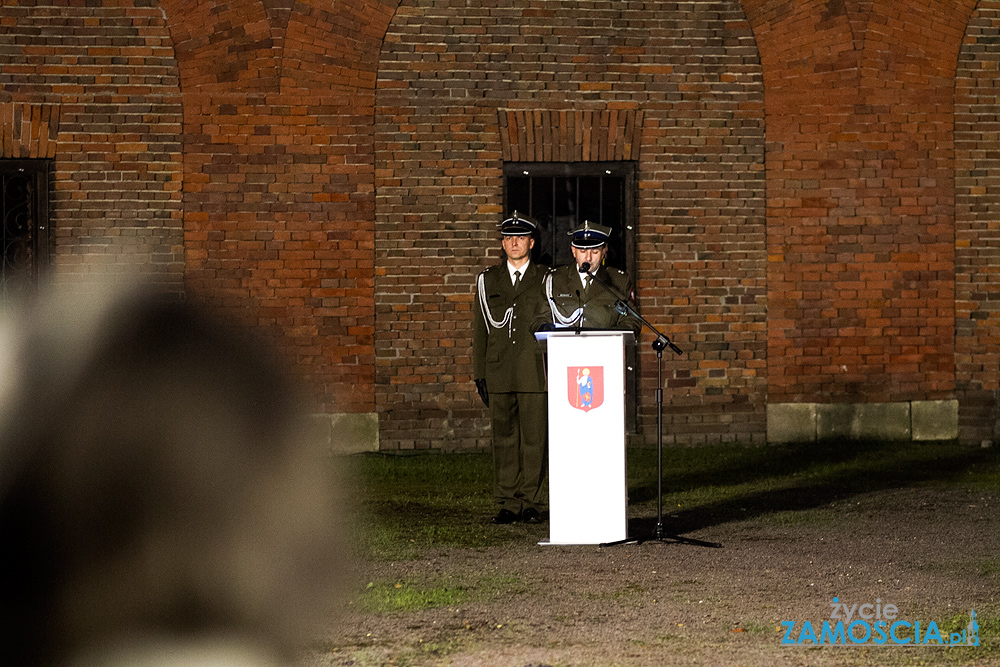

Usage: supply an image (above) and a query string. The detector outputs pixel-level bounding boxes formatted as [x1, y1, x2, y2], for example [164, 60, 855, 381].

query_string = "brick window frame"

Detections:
[497, 108, 642, 276]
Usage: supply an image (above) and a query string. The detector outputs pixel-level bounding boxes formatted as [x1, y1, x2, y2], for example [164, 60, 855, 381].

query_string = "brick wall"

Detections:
[0, 3, 184, 292]
[747, 0, 971, 409]
[5, 0, 1000, 447]
[0, 0, 390, 416]
[956, 0, 1000, 442]
[154, 0, 390, 414]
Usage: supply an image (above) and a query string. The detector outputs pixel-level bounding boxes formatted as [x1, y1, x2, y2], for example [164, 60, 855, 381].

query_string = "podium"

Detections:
[536, 330, 633, 545]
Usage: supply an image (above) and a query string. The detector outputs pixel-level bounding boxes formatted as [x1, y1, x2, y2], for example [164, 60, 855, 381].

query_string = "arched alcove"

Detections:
[374, 0, 767, 449]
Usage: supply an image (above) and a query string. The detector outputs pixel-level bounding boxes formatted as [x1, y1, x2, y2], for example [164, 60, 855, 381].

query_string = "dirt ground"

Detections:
[311, 483, 998, 667]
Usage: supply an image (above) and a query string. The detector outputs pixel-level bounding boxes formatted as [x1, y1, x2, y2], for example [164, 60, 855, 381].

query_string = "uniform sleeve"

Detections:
[473, 273, 488, 380]
[614, 274, 642, 336]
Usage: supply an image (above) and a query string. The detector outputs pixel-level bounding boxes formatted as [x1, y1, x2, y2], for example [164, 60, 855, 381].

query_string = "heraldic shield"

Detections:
[568, 366, 604, 412]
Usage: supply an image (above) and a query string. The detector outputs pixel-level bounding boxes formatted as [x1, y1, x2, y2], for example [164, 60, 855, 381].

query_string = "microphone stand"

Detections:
[583, 266, 722, 549]
[575, 289, 583, 334]
[575, 263, 591, 334]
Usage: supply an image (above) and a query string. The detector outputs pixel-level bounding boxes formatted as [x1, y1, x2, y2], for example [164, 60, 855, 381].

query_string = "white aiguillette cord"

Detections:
[544, 272, 583, 327]
[477, 272, 513, 335]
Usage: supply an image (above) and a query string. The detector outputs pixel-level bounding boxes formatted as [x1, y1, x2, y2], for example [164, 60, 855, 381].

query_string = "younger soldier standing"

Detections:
[473, 213, 549, 525]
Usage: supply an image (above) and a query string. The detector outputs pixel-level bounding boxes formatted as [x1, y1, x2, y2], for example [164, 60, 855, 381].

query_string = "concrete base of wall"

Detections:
[308, 412, 380, 454]
[767, 400, 958, 444]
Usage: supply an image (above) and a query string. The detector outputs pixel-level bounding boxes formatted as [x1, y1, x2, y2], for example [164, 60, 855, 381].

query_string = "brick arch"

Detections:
[741, 0, 975, 407]
[739, 0, 859, 90]
[156, 0, 398, 415]
[158, 0, 278, 93]
[159, 0, 400, 94]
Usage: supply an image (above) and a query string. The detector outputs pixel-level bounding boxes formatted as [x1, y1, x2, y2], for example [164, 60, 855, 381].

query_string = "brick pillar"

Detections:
[746, 0, 973, 410]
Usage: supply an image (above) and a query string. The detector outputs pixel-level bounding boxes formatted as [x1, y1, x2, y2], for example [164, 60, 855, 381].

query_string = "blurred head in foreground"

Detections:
[0, 280, 342, 666]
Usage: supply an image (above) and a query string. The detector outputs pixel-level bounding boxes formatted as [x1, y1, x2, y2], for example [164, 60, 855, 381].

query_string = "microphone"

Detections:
[579, 262, 590, 274]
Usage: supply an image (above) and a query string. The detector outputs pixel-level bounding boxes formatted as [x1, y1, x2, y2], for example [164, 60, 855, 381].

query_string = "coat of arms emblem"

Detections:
[568, 366, 604, 412]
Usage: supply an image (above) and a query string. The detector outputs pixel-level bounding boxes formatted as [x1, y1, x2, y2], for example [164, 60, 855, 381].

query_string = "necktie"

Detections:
[585, 274, 592, 291]
[513, 270, 521, 290]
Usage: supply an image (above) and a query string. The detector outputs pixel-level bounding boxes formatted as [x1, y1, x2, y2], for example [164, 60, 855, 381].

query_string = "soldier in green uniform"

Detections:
[473, 213, 550, 525]
[538, 220, 641, 334]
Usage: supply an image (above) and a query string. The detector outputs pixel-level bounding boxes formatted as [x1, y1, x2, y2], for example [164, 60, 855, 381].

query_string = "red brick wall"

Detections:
[0, 0, 390, 415]
[160, 0, 390, 413]
[746, 0, 973, 408]
[5, 0, 1000, 446]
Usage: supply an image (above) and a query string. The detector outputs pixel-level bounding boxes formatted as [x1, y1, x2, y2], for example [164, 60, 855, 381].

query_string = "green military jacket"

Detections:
[537, 263, 641, 334]
[473, 261, 549, 393]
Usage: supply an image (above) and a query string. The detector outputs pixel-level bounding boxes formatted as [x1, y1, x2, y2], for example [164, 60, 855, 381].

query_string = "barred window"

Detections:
[1, 160, 50, 307]
[503, 161, 636, 276]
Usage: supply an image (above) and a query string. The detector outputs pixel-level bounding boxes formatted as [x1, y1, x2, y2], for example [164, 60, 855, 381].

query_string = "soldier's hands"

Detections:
[474, 378, 489, 407]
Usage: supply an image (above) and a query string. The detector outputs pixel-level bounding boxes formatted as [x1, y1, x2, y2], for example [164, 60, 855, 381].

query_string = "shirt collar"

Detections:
[507, 260, 529, 283]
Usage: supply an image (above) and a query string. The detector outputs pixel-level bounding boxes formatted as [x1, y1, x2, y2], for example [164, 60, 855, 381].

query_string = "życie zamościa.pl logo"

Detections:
[781, 598, 980, 647]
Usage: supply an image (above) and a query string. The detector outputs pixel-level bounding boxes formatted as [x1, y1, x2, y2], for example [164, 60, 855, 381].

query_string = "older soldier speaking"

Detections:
[539, 220, 640, 334]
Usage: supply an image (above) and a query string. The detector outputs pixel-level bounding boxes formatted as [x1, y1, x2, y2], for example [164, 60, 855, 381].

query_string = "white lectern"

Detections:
[536, 330, 633, 545]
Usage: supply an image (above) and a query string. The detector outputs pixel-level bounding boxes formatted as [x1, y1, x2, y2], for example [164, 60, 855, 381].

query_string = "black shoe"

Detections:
[520, 507, 543, 524]
[491, 509, 518, 524]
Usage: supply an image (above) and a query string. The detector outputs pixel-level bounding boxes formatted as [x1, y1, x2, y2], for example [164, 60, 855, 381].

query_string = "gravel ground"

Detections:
[312, 485, 998, 667]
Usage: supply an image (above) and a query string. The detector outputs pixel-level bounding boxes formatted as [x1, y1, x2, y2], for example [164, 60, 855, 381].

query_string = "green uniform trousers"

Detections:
[489, 391, 547, 513]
